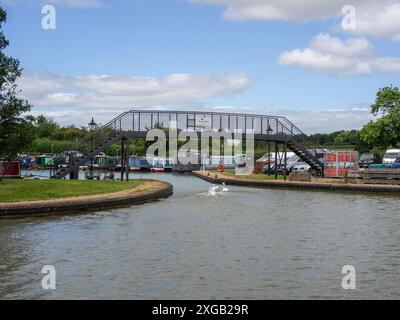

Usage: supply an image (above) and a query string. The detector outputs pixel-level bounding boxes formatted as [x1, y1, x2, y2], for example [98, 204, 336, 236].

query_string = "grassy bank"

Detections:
[208, 169, 284, 181]
[0, 179, 147, 202]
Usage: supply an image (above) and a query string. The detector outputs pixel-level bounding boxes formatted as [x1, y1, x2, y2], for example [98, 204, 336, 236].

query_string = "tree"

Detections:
[0, 7, 32, 179]
[33, 115, 59, 139]
[370, 85, 400, 115]
[333, 130, 370, 153]
[360, 85, 400, 152]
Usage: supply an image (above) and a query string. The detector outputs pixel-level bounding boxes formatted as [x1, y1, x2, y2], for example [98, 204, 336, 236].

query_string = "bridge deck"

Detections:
[113, 110, 297, 136]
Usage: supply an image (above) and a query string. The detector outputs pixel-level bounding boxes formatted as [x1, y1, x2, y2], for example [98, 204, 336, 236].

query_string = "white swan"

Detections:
[208, 184, 220, 196]
[208, 183, 229, 195]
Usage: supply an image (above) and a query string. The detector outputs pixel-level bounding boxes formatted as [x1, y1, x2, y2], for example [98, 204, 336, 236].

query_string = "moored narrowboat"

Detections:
[0, 161, 21, 179]
[129, 157, 151, 171]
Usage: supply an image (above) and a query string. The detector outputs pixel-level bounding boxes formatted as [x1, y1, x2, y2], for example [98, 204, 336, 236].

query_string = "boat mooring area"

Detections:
[193, 171, 400, 194]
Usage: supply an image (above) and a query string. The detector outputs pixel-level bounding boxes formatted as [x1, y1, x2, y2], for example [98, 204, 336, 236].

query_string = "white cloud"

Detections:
[33, 105, 374, 133]
[191, 0, 400, 42]
[372, 57, 400, 73]
[17, 71, 251, 110]
[278, 33, 400, 76]
[277, 107, 374, 133]
[190, 0, 343, 21]
[208, 105, 374, 133]
[348, 3, 400, 43]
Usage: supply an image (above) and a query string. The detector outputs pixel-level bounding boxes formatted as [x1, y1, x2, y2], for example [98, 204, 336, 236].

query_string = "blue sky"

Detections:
[2, 0, 400, 132]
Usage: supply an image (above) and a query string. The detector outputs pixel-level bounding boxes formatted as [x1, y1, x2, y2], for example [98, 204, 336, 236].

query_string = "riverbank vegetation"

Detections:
[0, 7, 32, 179]
[0, 179, 147, 202]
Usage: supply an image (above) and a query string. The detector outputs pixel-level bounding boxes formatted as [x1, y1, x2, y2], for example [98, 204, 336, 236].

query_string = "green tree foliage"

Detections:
[309, 131, 361, 148]
[0, 7, 33, 163]
[360, 85, 400, 151]
[105, 139, 145, 157]
[333, 130, 370, 154]
[26, 115, 88, 154]
[32, 115, 87, 142]
[33, 115, 59, 138]
[370, 85, 400, 115]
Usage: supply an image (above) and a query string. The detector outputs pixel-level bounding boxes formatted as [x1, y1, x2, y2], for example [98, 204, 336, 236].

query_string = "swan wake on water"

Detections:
[208, 183, 229, 196]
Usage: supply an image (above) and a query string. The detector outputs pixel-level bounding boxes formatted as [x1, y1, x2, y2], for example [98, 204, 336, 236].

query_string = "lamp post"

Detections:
[88, 117, 97, 178]
[88, 117, 97, 131]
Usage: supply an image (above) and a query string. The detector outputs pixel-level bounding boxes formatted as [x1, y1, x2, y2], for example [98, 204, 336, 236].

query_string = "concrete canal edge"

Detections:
[192, 171, 400, 194]
[0, 180, 173, 218]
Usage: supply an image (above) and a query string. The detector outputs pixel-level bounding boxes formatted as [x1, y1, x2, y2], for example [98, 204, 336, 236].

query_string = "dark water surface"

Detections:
[1, 173, 400, 299]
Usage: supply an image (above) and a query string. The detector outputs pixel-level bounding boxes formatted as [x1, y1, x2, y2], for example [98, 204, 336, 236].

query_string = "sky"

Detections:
[1, 0, 400, 133]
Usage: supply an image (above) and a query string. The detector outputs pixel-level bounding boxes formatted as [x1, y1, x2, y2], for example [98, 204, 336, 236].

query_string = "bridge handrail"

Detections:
[277, 117, 324, 158]
[125, 109, 287, 119]
[48, 110, 129, 167]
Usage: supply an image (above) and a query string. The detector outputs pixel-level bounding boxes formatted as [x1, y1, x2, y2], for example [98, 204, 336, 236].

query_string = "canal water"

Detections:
[1, 173, 400, 299]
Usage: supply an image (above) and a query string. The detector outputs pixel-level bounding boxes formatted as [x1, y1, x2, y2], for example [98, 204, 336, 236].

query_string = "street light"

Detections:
[88, 117, 97, 131]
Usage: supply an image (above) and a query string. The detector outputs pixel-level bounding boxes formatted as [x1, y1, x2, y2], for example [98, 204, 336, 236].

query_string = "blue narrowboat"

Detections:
[129, 157, 151, 171]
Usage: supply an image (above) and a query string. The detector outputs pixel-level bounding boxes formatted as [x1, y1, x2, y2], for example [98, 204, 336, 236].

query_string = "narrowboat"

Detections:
[129, 157, 151, 171]
[94, 154, 119, 170]
[36, 155, 55, 168]
[151, 160, 165, 173]
[163, 158, 174, 172]
[0, 161, 21, 178]
[17, 155, 35, 168]
[149, 157, 175, 173]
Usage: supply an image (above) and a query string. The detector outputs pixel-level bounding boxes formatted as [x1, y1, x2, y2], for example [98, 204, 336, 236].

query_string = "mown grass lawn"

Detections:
[0, 179, 147, 202]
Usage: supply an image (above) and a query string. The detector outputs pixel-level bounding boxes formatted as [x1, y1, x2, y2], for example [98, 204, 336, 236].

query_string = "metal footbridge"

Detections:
[49, 110, 324, 179]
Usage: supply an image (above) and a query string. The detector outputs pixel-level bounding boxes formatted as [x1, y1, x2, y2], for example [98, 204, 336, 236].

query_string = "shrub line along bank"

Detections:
[192, 171, 400, 194]
[0, 180, 173, 218]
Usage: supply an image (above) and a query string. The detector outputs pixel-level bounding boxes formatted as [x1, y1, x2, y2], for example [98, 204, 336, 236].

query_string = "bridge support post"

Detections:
[274, 142, 278, 180]
[69, 167, 79, 180]
[267, 142, 271, 176]
[283, 141, 287, 181]
[125, 138, 130, 181]
[120, 138, 125, 181]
